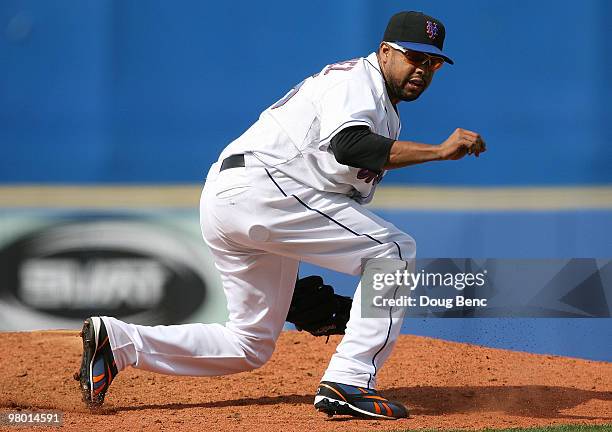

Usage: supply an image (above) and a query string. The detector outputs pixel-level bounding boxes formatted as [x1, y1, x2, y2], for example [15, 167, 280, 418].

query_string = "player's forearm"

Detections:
[383, 140, 442, 170]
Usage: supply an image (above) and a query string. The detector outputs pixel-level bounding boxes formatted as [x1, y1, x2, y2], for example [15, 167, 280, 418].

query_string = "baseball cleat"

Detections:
[314, 381, 408, 420]
[74, 317, 118, 408]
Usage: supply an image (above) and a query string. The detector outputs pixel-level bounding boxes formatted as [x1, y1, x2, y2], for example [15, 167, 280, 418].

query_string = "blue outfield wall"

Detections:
[1, 0, 611, 185]
[1, 1, 610, 362]
[300, 209, 612, 362]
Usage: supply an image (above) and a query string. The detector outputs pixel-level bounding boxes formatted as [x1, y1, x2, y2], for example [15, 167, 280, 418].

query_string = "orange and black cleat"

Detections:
[314, 381, 408, 420]
[74, 317, 118, 408]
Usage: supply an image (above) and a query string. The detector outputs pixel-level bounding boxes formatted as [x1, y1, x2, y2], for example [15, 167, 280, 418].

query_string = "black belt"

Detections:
[220, 154, 245, 171]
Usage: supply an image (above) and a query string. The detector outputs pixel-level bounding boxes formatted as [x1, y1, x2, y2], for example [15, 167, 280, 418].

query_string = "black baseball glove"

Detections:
[286, 275, 352, 337]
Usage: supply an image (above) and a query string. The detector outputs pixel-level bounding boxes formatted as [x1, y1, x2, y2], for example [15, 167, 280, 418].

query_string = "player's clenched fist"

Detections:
[438, 128, 486, 160]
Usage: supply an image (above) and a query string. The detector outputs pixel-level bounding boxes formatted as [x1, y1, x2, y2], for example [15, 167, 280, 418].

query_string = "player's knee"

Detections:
[354, 235, 416, 275]
[394, 234, 416, 260]
[238, 336, 276, 370]
[244, 344, 274, 370]
[378, 234, 416, 261]
[243, 350, 272, 370]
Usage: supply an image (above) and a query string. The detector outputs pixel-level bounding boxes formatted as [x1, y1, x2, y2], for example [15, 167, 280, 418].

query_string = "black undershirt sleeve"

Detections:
[328, 125, 395, 172]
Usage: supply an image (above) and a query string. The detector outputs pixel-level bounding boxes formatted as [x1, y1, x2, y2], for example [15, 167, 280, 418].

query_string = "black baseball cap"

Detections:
[383, 11, 454, 64]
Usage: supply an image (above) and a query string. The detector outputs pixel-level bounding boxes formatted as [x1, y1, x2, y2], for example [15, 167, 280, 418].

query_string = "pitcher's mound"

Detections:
[0, 330, 611, 431]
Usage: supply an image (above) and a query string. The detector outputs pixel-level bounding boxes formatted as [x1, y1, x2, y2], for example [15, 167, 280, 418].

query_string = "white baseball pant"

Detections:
[102, 154, 416, 389]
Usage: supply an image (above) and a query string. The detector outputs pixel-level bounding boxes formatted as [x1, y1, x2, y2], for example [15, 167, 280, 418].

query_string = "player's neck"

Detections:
[386, 84, 401, 106]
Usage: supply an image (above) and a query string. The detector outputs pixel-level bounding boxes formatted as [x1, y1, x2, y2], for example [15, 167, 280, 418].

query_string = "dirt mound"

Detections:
[0, 330, 610, 431]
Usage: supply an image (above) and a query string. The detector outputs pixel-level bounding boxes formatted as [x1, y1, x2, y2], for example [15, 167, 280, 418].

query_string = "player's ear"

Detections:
[378, 42, 391, 63]
[379, 42, 391, 61]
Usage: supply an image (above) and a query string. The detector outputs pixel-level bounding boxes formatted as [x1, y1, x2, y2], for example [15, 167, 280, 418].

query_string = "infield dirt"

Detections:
[0, 330, 610, 431]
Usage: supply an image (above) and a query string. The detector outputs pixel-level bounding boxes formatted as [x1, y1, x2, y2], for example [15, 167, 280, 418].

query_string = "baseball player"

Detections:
[75, 11, 485, 420]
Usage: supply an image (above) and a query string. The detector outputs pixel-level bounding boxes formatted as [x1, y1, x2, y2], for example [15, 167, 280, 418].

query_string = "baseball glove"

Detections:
[286, 275, 352, 337]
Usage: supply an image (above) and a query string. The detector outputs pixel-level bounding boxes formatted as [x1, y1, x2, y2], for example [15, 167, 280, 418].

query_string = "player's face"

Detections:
[378, 43, 441, 103]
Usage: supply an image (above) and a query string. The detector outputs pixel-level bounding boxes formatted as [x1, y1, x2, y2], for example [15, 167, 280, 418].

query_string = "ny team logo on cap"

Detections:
[383, 11, 454, 64]
[426, 20, 439, 40]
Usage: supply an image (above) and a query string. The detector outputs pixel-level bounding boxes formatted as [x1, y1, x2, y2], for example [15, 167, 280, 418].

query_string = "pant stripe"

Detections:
[264, 168, 404, 388]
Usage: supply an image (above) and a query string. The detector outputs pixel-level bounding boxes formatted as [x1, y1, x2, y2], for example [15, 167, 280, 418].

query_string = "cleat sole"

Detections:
[314, 395, 403, 420]
[77, 319, 97, 407]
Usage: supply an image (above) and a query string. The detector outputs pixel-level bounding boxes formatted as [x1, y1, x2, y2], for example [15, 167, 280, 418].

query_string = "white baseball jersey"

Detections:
[219, 52, 401, 203]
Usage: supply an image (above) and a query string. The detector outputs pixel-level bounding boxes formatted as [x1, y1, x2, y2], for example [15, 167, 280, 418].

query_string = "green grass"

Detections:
[393, 425, 612, 432]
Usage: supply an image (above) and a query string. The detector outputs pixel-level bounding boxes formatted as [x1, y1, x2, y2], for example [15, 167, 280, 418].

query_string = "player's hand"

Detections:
[438, 128, 486, 160]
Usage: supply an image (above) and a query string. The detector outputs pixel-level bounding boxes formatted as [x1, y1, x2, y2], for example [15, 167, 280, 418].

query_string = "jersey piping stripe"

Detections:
[383, 105, 392, 138]
[364, 58, 382, 76]
[264, 168, 403, 388]
[364, 57, 401, 133]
